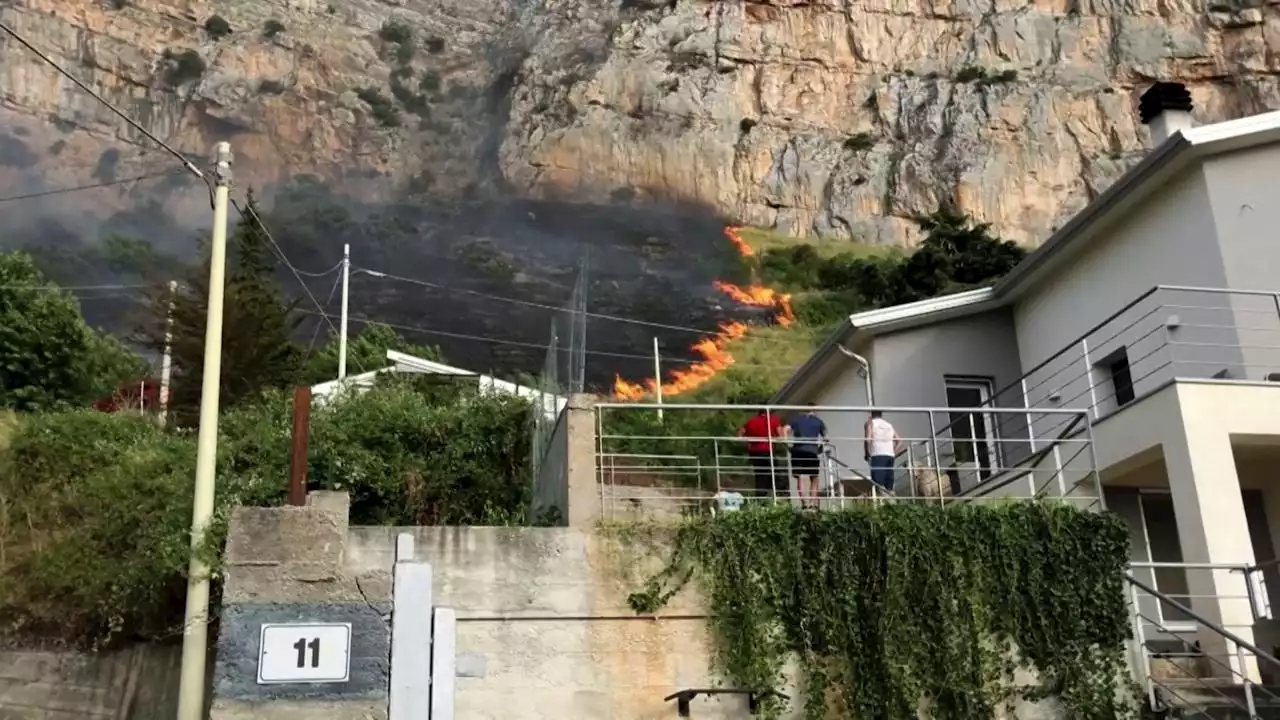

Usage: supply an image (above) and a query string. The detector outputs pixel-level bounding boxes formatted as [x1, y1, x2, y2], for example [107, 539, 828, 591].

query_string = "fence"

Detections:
[529, 257, 588, 484]
[592, 402, 1101, 521]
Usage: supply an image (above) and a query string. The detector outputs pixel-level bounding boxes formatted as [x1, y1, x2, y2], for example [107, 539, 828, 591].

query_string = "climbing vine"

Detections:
[627, 502, 1138, 719]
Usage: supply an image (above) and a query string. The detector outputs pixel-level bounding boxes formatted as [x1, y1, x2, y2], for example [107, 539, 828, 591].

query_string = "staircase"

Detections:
[1129, 571, 1280, 720]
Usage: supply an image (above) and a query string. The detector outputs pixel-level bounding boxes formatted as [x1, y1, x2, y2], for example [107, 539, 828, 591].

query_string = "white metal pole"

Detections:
[652, 337, 663, 423]
[338, 243, 351, 380]
[159, 279, 176, 426]
[176, 141, 233, 720]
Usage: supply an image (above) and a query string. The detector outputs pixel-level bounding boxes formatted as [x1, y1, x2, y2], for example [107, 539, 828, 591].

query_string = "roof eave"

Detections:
[770, 317, 856, 403]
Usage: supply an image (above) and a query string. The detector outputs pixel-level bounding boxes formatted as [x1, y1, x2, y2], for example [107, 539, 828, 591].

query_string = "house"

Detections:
[772, 82, 1280, 682]
[311, 349, 566, 417]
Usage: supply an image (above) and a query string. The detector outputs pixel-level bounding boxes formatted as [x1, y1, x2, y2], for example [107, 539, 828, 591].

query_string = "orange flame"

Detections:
[611, 225, 792, 399]
[613, 322, 748, 400]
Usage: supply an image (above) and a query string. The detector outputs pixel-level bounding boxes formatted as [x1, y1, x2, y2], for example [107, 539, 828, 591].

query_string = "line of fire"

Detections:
[612, 226, 795, 400]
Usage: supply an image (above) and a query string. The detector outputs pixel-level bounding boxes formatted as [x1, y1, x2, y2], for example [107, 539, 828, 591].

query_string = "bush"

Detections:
[356, 87, 402, 127]
[0, 378, 535, 647]
[263, 19, 286, 38]
[203, 15, 232, 40]
[379, 18, 412, 44]
[160, 49, 206, 87]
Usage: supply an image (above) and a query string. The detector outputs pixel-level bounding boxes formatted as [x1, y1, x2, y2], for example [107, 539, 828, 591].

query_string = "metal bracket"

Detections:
[662, 688, 789, 717]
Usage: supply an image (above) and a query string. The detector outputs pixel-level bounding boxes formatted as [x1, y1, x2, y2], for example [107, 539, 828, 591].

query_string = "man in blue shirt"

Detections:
[788, 404, 828, 508]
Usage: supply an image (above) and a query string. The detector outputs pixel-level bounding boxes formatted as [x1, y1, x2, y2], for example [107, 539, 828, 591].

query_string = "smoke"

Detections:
[0, 0, 768, 391]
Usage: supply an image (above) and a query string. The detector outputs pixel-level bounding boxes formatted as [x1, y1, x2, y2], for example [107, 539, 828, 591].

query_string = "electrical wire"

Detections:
[232, 199, 367, 374]
[295, 309, 802, 369]
[354, 266, 788, 337]
[0, 282, 150, 291]
[0, 171, 187, 204]
[306, 274, 343, 354]
[0, 21, 206, 180]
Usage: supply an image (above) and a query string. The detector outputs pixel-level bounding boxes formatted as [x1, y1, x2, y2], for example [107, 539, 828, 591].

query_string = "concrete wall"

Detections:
[0, 644, 183, 720]
[210, 492, 391, 720]
[344, 525, 801, 720]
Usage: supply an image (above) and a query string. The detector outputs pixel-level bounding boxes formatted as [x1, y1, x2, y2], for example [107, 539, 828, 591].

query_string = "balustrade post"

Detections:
[1080, 338, 1098, 419]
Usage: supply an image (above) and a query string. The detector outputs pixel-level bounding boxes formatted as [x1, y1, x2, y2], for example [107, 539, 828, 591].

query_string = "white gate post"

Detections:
[390, 533, 433, 719]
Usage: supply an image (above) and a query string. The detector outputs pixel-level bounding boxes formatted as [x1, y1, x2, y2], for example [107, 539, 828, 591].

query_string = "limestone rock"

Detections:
[2, 0, 1278, 246]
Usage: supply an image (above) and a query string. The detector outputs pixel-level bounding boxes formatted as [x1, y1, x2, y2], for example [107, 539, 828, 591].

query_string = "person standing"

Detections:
[738, 409, 784, 499]
[788, 404, 828, 508]
[864, 411, 901, 494]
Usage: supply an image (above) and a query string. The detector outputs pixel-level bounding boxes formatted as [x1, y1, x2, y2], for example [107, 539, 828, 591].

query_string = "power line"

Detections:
[0, 282, 149, 291]
[354, 266, 778, 337]
[295, 309, 801, 369]
[232, 199, 368, 374]
[0, 21, 205, 180]
[0, 171, 187, 204]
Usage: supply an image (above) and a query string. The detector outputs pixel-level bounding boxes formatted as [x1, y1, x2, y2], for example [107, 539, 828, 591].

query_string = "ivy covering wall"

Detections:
[627, 503, 1137, 719]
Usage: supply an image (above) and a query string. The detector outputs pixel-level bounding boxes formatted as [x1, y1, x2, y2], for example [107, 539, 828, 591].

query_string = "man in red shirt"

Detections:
[738, 409, 784, 498]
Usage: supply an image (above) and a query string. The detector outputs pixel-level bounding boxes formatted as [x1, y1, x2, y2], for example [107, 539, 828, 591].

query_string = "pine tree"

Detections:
[137, 192, 302, 425]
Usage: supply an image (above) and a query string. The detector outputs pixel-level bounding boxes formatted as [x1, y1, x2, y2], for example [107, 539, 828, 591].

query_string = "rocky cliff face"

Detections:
[2, 0, 1279, 247]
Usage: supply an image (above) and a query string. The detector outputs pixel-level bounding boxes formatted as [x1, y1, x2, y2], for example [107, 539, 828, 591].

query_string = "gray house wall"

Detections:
[866, 308, 1031, 478]
[1011, 167, 1232, 442]
[1201, 143, 1280, 384]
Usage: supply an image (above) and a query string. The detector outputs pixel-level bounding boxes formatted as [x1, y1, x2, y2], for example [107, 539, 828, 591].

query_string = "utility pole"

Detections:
[175, 142, 233, 720]
[337, 243, 350, 380]
[653, 337, 663, 423]
[159, 279, 177, 426]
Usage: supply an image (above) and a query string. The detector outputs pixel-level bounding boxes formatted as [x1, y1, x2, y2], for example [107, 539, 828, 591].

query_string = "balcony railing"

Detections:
[898, 286, 1280, 494]
[592, 403, 1100, 521]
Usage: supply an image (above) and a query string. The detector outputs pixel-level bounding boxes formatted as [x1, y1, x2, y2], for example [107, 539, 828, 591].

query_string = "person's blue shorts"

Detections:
[869, 455, 896, 492]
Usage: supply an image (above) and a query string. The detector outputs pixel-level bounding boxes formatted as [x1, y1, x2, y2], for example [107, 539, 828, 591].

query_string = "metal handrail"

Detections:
[1126, 573, 1280, 671]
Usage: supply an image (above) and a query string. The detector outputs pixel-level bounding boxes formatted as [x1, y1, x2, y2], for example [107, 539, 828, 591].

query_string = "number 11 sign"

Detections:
[257, 623, 352, 684]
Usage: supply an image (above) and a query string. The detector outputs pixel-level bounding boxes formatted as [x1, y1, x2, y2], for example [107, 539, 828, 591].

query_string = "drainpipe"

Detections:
[837, 344, 874, 405]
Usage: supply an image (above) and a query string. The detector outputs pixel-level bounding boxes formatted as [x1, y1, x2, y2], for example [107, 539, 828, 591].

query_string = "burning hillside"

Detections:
[612, 226, 795, 400]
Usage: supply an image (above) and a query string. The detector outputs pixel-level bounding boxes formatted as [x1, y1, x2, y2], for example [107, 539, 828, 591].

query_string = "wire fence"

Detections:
[529, 256, 588, 484]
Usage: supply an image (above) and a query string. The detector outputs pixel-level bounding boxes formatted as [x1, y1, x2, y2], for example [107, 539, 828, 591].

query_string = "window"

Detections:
[1106, 348, 1135, 407]
[943, 377, 1000, 479]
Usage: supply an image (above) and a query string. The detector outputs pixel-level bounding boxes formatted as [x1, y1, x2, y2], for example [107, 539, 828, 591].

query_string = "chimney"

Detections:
[1139, 82, 1194, 146]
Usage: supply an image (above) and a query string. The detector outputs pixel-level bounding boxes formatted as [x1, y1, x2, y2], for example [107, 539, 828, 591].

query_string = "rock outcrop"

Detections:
[2, 0, 1279, 246]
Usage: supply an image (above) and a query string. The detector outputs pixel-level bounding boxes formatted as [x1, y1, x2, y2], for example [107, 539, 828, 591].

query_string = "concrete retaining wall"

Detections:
[345, 524, 795, 719]
[0, 644, 182, 719]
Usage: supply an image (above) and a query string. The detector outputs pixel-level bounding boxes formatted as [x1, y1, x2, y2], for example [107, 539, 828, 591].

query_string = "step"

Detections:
[1154, 682, 1280, 718]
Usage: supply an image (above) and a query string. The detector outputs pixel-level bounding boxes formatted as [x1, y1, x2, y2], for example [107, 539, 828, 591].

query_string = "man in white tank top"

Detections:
[864, 411, 901, 493]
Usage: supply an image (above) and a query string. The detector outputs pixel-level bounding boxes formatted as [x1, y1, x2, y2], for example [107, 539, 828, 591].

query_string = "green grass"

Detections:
[735, 226, 900, 261]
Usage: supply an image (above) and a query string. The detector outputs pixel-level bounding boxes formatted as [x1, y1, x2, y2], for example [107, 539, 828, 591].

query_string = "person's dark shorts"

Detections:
[791, 452, 820, 476]
[869, 454, 896, 492]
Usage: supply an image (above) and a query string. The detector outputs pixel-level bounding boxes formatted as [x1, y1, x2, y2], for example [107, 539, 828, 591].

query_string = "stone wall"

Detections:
[0, 644, 183, 720]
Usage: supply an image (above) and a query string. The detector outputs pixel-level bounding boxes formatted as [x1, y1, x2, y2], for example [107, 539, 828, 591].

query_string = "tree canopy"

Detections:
[0, 251, 145, 412]
[136, 194, 303, 424]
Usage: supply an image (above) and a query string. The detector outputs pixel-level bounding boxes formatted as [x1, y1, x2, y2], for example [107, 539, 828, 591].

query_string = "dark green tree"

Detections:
[896, 206, 1026, 301]
[138, 193, 302, 424]
[0, 251, 145, 411]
